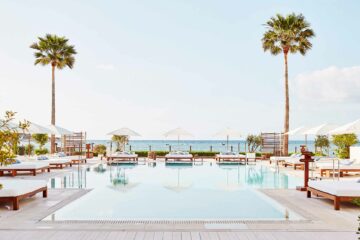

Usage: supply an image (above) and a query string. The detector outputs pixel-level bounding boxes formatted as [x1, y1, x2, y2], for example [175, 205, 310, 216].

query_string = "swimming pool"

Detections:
[44, 162, 303, 221]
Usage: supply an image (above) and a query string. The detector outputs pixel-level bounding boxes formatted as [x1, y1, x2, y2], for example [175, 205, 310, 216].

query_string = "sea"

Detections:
[88, 140, 317, 153]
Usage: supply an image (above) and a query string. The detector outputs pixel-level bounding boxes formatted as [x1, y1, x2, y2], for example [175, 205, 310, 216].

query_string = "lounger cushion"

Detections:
[43, 158, 71, 164]
[165, 154, 193, 158]
[0, 180, 47, 197]
[0, 162, 49, 170]
[308, 180, 360, 197]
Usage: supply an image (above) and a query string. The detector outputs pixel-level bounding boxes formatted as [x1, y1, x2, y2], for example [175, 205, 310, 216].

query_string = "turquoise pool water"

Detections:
[44, 162, 303, 221]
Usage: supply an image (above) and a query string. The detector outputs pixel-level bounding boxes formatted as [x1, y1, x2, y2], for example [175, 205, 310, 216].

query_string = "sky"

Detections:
[0, 0, 360, 140]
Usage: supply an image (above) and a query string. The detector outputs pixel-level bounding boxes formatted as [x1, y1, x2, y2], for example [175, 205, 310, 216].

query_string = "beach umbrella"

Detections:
[23, 122, 52, 156]
[48, 124, 73, 136]
[329, 119, 360, 135]
[163, 127, 193, 149]
[285, 126, 310, 149]
[214, 128, 241, 152]
[107, 127, 141, 152]
[304, 124, 339, 135]
[163, 164, 193, 192]
[107, 127, 141, 136]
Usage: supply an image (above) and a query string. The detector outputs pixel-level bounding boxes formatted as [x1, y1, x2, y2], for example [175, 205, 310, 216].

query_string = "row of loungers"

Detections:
[0, 156, 87, 177]
[107, 152, 261, 163]
[270, 155, 360, 177]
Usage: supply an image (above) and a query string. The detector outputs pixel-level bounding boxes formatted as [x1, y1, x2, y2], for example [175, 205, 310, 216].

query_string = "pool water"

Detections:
[44, 162, 303, 221]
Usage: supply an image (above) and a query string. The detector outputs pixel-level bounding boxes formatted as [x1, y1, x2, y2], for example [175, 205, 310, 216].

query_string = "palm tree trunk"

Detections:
[283, 52, 289, 155]
[50, 65, 56, 154]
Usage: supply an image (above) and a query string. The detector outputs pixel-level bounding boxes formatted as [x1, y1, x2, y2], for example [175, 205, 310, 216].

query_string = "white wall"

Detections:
[350, 146, 360, 162]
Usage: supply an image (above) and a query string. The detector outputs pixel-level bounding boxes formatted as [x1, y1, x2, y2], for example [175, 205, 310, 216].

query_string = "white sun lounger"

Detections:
[215, 153, 246, 162]
[43, 158, 72, 169]
[0, 162, 50, 176]
[165, 153, 194, 162]
[107, 153, 138, 162]
[0, 180, 47, 210]
[307, 179, 360, 210]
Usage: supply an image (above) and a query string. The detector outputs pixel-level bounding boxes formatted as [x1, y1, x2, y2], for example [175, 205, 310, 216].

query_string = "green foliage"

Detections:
[112, 135, 129, 151]
[315, 135, 330, 155]
[94, 144, 106, 155]
[332, 134, 358, 159]
[262, 13, 315, 56]
[0, 111, 29, 166]
[32, 133, 48, 149]
[246, 134, 262, 152]
[30, 34, 77, 69]
[25, 144, 34, 155]
[17, 146, 25, 155]
[35, 148, 49, 155]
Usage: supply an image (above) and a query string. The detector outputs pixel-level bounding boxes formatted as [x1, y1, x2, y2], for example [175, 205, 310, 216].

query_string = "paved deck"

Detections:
[0, 159, 359, 239]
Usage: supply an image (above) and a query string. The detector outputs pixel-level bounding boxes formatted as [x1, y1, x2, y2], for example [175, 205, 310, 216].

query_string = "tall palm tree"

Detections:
[262, 13, 314, 155]
[30, 34, 77, 153]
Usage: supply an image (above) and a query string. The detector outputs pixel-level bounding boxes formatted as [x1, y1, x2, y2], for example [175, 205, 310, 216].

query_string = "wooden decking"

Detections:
[0, 230, 356, 240]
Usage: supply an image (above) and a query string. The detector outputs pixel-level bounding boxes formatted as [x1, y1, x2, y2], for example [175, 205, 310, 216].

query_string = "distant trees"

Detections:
[246, 134, 262, 152]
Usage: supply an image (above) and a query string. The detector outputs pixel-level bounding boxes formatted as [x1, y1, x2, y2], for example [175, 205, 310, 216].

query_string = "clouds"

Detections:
[293, 66, 360, 103]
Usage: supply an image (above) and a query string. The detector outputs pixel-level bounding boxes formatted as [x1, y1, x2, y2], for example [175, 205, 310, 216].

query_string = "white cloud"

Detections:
[293, 66, 360, 103]
[96, 64, 115, 70]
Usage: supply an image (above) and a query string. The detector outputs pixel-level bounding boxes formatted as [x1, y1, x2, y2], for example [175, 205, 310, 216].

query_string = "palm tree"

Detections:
[262, 13, 314, 155]
[30, 34, 77, 153]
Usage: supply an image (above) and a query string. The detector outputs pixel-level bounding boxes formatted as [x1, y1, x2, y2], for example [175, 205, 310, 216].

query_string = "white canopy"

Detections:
[214, 128, 241, 138]
[285, 126, 310, 136]
[304, 124, 339, 135]
[26, 122, 53, 134]
[329, 119, 360, 135]
[48, 124, 73, 136]
[107, 127, 141, 136]
[163, 127, 193, 138]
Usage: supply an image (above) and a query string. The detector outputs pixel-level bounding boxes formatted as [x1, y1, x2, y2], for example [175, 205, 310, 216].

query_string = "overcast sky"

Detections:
[0, 0, 359, 139]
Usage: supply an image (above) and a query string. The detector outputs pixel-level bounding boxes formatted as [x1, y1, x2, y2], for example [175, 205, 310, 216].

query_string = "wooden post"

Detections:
[189, 145, 192, 152]
[210, 145, 212, 152]
[296, 145, 314, 191]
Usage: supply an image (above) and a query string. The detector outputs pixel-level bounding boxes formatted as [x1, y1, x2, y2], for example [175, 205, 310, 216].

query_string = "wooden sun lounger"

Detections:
[0, 165, 50, 177]
[49, 161, 72, 169]
[107, 156, 138, 162]
[307, 180, 360, 210]
[70, 157, 87, 164]
[319, 168, 360, 177]
[215, 156, 246, 162]
[283, 162, 304, 170]
[0, 180, 47, 210]
[165, 156, 194, 162]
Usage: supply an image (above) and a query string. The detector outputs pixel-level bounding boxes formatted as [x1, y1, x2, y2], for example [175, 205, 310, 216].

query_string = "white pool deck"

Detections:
[0, 158, 358, 240]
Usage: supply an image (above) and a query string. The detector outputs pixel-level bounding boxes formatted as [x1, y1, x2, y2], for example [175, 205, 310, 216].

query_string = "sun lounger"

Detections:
[283, 156, 304, 170]
[0, 162, 50, 176]
[37, 156, 72, 169]
[270, 153, 301, 165]
[314, 158, 360, 177]
[246, 153, 257, 163]
[215, 153, 246, 162]
[107, 152, 138, 163]
[0, 180, 47, 210]
[307, 179, 360, 210]
[165, 152, 194, 162]
[69, 156, 87, 164]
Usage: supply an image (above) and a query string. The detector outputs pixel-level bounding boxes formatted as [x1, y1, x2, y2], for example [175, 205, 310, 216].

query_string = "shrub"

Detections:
[25, 144, 34, 155]
[246, 134, 262, 152]
[315, 135, 330, 155]
[35, 148, 49, 155]
[32, 133, 48, 149]
[17, 146, 26, 156]
[332, 134, 358, 159]
[0, 111, 29, 166]
[94, 144, 106, 155]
